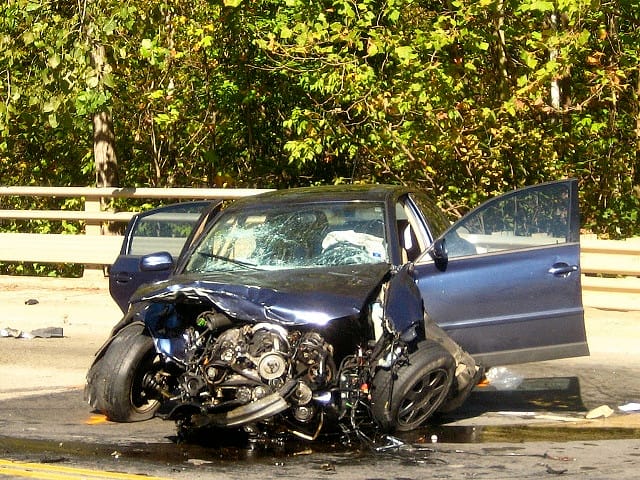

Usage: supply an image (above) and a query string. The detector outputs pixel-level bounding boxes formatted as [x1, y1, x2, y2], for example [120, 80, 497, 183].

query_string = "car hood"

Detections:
[131, 264, 391, 327]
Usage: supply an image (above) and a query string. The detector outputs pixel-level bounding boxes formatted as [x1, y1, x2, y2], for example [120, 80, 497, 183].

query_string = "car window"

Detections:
[128, 203, 210, 257]
[444, 182, 571, 259]
[185, 202, 389, 272]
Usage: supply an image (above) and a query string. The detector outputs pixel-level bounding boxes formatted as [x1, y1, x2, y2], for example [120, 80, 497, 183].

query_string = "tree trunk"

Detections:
[91, 45, 119, 189]
[92, 110, 119, 236]
[93, 110, 119, 188]
[91, 45, 119, 237]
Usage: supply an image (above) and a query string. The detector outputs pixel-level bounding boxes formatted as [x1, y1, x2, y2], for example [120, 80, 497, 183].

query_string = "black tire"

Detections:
[85, 353, 108, 413]
[87, 324, 162, 422]
[371, 342, 454, 432]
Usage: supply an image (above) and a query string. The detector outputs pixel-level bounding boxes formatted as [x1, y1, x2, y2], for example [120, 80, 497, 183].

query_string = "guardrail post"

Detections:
[84, 195, 102, 236]
[83, 193, 107, 278]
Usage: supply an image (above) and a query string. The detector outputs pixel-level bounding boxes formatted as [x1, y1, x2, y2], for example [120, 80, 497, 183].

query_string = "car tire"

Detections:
[88, 324, 162, 422]
[370, 341, 454, 432]
[85, 322, 139, 414]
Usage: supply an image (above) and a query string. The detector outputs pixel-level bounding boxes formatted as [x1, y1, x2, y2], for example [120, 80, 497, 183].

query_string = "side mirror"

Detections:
[140, 251, 174, 272]
[428, 238, 448, 271]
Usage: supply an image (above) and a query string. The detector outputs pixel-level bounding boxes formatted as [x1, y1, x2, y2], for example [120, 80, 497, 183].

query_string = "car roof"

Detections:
[225, 184, 412, 211]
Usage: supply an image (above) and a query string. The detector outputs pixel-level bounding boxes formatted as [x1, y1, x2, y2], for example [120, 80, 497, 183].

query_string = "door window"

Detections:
[443, 182, 572, 259]
[128, 202, 211, 257]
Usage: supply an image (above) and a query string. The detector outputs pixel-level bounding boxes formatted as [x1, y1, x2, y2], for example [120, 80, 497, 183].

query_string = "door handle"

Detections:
[113, 272, 132, 284]
[548, 263, 578, 276]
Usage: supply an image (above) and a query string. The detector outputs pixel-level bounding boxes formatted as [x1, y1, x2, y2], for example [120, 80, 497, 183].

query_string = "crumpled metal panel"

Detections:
[383, 264, 423, 334]
[132, 263, 392, 327]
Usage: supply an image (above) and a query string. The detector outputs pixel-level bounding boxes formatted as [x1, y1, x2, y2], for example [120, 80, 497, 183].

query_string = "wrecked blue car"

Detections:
[86, 181, 588, 440]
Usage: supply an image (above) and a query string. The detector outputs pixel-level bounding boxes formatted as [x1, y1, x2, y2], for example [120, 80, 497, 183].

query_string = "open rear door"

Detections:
[109, 201, 216, 312]
[414, 179, 588, 367]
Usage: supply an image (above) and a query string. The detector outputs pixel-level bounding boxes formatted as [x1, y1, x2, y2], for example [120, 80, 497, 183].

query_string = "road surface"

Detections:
[0, 275, 638, 479]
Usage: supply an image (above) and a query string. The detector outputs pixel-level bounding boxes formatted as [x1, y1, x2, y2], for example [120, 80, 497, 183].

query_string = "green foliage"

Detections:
[251, 0, 640, 235]
[0, 0, 639, 238]
[0, 261, 83, 277]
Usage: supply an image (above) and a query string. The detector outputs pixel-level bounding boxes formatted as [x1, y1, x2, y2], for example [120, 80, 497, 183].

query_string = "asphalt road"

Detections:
[0, 275, 639, 479]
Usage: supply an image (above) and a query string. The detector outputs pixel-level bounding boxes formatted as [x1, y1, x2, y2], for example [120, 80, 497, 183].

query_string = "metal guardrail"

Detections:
[580, 236, 640, 311]
[0, 187, 638, 310]
[0, 186, 272, 231]
[0, 186, 271, 264]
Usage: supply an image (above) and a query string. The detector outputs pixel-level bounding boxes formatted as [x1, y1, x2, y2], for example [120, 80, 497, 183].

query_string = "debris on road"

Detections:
[484, 367, 523, 390]
[585, 405, 614, 419]
[0, 326, 64, 339]
[545, 464, 568, 475]
[618, 402, 640, 413]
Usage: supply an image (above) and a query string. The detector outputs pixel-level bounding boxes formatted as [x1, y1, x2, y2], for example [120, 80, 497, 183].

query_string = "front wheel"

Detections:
[370, 342, 454, 432]
[87, 324, 162, 422]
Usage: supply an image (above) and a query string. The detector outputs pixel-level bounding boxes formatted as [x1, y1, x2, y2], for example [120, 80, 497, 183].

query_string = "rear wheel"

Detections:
[87, 324, 162, 422]
[371, 342, 454, 432]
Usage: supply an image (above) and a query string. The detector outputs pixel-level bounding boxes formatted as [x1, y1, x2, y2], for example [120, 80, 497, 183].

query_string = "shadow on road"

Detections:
[453, 376, 587, 417]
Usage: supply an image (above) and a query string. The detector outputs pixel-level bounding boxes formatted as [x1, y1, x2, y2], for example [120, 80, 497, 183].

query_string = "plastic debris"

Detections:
[30, 327, 63, 338]
[0, 327, 63, 339]
[484, 367, 524, 390]
[0, 328, 23, 338]
[618, 403, 640, 413]
[585, 405, 614, 419]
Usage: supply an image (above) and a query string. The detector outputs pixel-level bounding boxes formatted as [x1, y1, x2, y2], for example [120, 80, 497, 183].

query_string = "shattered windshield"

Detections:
[185, 201, 388, 272]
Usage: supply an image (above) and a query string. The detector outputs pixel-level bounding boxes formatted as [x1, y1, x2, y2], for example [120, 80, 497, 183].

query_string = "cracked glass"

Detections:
[185, 202, 389, 272]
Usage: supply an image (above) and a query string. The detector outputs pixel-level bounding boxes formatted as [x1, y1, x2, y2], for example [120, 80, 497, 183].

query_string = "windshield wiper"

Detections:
[197, 252, 259, 270]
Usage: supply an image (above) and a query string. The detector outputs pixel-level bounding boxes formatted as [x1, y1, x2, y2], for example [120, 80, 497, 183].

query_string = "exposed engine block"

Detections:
[174, 319, 335, 425]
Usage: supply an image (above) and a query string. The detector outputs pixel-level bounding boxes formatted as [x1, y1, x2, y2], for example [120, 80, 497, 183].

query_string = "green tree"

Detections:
[1, 0, 639, 237]
[252, 0, 639, 233]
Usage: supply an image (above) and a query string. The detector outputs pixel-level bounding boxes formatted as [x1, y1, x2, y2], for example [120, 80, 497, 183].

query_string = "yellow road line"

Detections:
[0, 459, 169, 480]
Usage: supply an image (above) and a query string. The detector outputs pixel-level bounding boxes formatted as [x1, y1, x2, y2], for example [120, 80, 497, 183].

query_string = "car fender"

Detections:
[383, 263, 424, 338]
[424, 316, 482, 412]
[90, 315, 147, 366]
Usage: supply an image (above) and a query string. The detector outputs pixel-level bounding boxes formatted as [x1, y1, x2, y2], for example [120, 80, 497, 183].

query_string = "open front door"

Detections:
[414, 179, 588, 367]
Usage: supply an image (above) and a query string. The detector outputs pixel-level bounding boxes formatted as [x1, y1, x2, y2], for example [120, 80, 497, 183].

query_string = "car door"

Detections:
[109, 201, 217, 312]
[413, 179, 588, 367]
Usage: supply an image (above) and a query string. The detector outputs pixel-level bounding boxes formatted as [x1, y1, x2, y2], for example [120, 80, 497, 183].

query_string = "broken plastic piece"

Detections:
[30, 327, 64, 338]
[0, 326, 63, 339]
[484, 367, 523, 390]
[585, 405, 614, 419]
[1, 328, 23, 338]
[618, 403, 640, 413]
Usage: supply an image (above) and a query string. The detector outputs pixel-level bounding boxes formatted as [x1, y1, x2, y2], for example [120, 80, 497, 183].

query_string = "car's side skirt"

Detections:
[472, 341, 590, 369]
